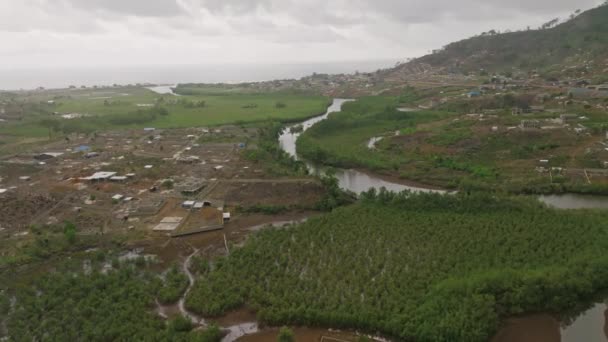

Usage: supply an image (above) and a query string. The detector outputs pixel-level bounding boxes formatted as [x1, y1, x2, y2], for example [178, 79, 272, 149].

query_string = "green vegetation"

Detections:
[297, 96, 452, 171]
[243, 122, 309, 177]
[3, 258, 222, 341]
[419, 3, 608, 73]
[278, 326, 295, 342]
[0, 87, 329, 140]
[296, 93, 608, 195]
[158, 265, 189, 305]
[185, 191, 608, 341]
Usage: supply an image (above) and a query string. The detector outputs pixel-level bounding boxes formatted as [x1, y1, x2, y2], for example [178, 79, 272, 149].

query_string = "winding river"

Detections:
[278, 98, 608, 342]
[278, 98, 444, 194]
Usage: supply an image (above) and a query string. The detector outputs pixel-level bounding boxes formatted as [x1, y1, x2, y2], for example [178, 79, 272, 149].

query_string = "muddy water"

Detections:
[539, 194, 608, 209]
[147, 85, 180, 96]
[179, 249, 205, 325]
[562, 303, 608, 342]
[367, 136, 383, 149]
[278, 98, 442, 194]
[494, 303, 608, 342]
[279, 98, 350, 158]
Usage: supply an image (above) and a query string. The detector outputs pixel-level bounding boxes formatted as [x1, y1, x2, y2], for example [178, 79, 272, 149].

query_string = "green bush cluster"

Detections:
[185, 191, 608, 341]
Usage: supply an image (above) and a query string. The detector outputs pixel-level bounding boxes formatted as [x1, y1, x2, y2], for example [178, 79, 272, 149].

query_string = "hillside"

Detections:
[391, 3, 608, 78]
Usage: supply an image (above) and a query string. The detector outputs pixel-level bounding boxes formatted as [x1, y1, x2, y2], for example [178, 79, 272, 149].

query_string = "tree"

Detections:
[63, 221, 77, 244]
[39, 118, 62, 139]
[277, 327, 294, 342]
[168, 315, 193, 332]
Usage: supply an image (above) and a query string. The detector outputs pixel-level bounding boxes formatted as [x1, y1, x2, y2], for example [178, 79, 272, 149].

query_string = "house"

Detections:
[176, 179, 205, 195]
[223, 212, 231, 222]
[512, 107, 525, 115]
[559, 114, 578, 124]
[568, 88, 608, 99]
[529, 105, 545, 113]
[467, 91, 481, 98]
[182, 201, 195, 209]
[85, 152, 100, 159]
[83, 171, 117, 181]
[574, 125, 588, 134]
[110, 176, 128, 182]
[520, 120, 541, 130]
[74, 145, 91, 152]
[176, 156, 200, 164]
[34, 152, 64, 160]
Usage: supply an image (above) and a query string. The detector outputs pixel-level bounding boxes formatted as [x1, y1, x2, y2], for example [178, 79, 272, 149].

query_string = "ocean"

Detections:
[0, 60, 399, 91]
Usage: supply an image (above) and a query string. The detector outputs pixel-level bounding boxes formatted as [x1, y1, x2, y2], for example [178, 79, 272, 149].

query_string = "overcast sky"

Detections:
[0, 0, 603, 70]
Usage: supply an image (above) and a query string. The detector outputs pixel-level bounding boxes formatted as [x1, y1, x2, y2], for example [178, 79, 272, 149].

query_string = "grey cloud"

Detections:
[65, 0, 185, 17]
[0, 0, 603, 69]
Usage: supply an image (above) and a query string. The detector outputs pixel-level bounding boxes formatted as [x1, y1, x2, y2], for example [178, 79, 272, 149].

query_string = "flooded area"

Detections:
[179, 248, 206, 325]
[221, 323, 259, 342]
[279, 98, 351, 158]
[397, 107, 417, 112]
[539, 194, 608, 209]
[245, 218, 309, 232]
[278, 98, 443, 194]
[238, 327, 388, 342]
[561, 303, 608, 342]
[367, 136, 383, 149]
[493, 303, 608, 342]
[147, 85, 180, 95]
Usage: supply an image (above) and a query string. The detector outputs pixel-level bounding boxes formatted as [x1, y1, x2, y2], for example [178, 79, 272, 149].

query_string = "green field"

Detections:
[185, 191, 608, 341]
[0, 87, 329, 139]
[296, 96, 453, 170]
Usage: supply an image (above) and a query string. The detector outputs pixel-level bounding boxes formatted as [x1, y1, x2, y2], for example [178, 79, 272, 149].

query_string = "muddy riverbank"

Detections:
[493, 303, 608, 342]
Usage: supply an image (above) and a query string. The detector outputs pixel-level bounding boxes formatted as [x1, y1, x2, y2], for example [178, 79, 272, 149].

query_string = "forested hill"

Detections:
[398, 3, 608, 75]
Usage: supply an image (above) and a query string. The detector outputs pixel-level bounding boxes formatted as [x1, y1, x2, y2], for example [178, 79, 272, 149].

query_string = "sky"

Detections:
[0, 0, 604, 70]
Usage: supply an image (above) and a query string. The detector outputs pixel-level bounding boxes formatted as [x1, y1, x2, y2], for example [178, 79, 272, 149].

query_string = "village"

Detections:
[0, 124, 325, 264]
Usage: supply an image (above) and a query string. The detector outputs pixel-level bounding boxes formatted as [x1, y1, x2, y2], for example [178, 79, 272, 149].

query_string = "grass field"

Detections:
[0, 87, 330, 138]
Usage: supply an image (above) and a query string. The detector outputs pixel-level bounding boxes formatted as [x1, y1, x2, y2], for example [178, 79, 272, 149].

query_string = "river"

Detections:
[278, 98, 608, 342]
[278, 98, 444, 194]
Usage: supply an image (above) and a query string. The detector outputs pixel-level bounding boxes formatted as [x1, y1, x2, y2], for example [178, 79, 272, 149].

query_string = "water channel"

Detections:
[278, 98, 444, 194]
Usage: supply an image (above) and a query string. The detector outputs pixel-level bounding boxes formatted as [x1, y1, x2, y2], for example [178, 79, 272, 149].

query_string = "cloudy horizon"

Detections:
[1, 0, 604, 71]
